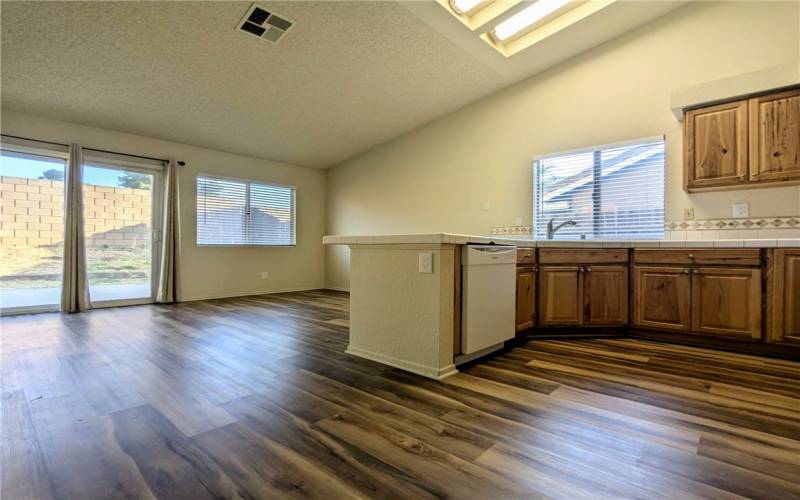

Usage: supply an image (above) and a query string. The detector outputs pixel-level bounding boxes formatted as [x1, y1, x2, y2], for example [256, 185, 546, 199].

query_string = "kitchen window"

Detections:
[196, 175, 295, 246]
[533, 136, 665, 240]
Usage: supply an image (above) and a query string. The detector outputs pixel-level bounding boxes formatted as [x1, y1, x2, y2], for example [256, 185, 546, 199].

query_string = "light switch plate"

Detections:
[683, 208, 695, 220]
[261, 271, 269, 279]
[418, 252, 433, 274]
[514, 216, 523, 226]
[732, 203, 749, 218]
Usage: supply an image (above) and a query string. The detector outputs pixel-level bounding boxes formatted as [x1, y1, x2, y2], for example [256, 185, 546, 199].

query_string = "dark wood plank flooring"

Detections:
[2, 290, 799, 499]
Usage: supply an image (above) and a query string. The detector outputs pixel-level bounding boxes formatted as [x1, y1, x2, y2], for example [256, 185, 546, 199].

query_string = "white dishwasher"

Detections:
[460, 244, 517, 360]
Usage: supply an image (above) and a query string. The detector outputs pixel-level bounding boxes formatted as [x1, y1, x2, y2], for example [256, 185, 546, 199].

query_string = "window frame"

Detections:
[532, 135, 666, 240]
[0, 142, 69, 316]
[195, 173, 297, 248]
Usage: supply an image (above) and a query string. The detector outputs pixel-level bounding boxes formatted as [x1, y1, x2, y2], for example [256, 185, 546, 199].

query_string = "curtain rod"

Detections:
[0, 133, 186, 166]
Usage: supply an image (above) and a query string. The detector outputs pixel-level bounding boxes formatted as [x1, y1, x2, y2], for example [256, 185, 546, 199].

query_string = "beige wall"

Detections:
[326, 1, 800, 289]
[1, 110, 326, 301]
[347, 244, 457, 379]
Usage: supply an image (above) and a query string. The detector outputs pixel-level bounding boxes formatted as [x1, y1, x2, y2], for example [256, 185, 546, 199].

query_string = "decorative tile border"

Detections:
[665, 216, 800, 231]
[493, 216, 800, 236]
[491, 226, 533, 235]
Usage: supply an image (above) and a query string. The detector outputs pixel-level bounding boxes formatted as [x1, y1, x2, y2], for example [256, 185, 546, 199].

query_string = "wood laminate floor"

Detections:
[2, 290, 799, 499]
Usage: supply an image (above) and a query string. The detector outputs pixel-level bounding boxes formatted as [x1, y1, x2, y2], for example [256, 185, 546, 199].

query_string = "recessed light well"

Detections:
[491, 0, 570, 41]
[449, 0, 487, 15]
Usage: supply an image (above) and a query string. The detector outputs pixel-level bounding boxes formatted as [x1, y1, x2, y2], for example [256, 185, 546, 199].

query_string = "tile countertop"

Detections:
[322, 233, 800, 248]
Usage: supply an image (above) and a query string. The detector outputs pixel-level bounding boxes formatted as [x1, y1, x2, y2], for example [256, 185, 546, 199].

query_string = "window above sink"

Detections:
[533, 136, 665, 240]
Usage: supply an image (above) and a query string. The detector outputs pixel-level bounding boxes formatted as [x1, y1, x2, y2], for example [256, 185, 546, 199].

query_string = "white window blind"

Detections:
[533, 137, 665, 240]
[196, 175, 295, 246]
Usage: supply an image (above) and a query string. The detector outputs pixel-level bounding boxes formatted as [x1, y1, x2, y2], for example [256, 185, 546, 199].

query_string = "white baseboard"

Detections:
[345, 345, 458, 380]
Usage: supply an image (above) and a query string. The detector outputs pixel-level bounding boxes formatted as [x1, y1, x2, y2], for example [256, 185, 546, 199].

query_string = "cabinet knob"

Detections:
[578, 266, 584, 273]
[688, 253, 694, 259]
[692, 269, 700, 275]
[586, 267, 592, 273]
[533, 266, 538, 272]
[683, 269, 690, 274]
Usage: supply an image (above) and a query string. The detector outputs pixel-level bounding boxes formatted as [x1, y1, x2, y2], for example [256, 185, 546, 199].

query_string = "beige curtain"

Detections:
[61, 144, 91, 312]
[156, 159, 180, 303]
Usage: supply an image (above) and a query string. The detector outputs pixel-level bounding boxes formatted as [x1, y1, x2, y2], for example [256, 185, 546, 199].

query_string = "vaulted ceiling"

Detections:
[1, 1, 686, 168]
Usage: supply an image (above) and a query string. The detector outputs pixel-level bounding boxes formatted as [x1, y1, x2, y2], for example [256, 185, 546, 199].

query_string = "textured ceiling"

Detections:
[1, 1, 685, 168]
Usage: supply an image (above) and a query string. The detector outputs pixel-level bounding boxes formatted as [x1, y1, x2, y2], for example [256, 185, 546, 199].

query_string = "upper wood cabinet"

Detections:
[749, 88, 800, 182]
[767, 249, 800, 345]
[684, 100, 748, 189]
[684, 87, 800, 192]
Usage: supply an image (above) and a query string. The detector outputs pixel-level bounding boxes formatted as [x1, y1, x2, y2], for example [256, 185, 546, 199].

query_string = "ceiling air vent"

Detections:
[237, 3, 293, 44]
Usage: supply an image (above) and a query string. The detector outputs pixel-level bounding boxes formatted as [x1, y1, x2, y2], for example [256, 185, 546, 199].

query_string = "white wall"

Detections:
[1, 110, 326, 301]
[326, 1, 800, 289]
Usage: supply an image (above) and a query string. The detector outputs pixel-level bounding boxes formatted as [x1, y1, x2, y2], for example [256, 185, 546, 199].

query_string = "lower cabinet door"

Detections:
[633, 266, 691, 331]
[585, 265, 629, 326]
[691, 267, 761, 339]
[515, 266, 536, 331]
[539, 266, 583, 326]
[769, 250, 800, 344]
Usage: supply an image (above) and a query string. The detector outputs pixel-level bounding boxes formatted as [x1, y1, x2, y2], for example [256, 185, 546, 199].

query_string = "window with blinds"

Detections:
[533, 137, 665, 240]
[196, 175, 295, 246]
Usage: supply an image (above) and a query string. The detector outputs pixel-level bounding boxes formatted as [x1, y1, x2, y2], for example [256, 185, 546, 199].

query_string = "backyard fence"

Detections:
[0, 176, 152, 249]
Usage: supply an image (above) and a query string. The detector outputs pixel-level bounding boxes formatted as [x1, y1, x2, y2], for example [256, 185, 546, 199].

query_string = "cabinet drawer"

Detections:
[633, 249, 760, 266]
[539, 249, 628, 265]
[516, 248, 536, 265]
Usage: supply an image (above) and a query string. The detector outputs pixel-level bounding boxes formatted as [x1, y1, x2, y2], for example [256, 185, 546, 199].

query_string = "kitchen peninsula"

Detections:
[324, 233, 800, 379]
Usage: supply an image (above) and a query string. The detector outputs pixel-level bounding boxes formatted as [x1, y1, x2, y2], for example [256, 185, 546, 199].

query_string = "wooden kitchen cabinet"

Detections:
[768, 249, 800, 345]
[749, 88, 800, 182]
[539, 266, 583, 326]
[691, 267, 761, 340]
[633, 266, 692, 332]
[538, 257, 628, 327]
[585, 265, 629, 325]
[684, 99, 749, 190]
[684, 87, 800, 192]
[515, 266, 536, 331]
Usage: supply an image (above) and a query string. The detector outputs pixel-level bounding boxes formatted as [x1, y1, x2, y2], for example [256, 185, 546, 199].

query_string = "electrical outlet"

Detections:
[732, 203, 749, 218]
[514, 216, 523, 226]
[481, 201, 490, 211]
[418, 252, 433, 274]
[683, 208, 695, 220]
[261, 271, 269, 280]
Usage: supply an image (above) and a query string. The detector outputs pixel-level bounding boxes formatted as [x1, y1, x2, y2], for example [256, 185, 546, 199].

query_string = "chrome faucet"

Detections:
[546, 218, 577, 239]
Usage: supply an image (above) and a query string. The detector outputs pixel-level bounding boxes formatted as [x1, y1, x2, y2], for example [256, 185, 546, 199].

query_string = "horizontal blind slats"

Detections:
[197, 176, 295, 246]
[534, 139, 664, 240]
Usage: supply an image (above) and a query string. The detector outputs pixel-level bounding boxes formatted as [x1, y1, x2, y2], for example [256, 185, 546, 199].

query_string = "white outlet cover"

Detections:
[418, 252, 433, 274]
[261, 271, 269, 279]
[732, 203, 749, 218]
[514, 217, 523, 226]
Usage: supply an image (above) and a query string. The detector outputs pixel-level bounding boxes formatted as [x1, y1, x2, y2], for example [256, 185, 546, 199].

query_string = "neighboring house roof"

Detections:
[540, 144, 664, 202]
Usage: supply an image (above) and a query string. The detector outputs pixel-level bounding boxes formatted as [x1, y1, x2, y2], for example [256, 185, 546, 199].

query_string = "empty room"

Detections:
[1, 1, 799, 498]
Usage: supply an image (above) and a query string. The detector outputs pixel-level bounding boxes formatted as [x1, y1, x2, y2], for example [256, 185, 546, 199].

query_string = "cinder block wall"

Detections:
[0, 176, 152, 248]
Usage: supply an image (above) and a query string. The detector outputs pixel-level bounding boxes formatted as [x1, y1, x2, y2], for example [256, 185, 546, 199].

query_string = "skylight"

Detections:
[439, 0, 617, 57]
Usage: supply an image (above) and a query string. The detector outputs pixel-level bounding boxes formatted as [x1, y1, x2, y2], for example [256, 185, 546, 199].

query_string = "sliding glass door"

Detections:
[0, 149, 68, 313]
[82, 160, 162, 305]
